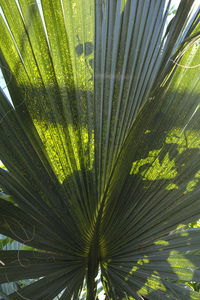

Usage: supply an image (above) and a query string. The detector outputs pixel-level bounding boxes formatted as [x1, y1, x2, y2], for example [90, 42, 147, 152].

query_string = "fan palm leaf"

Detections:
[0, 0, 200, 299]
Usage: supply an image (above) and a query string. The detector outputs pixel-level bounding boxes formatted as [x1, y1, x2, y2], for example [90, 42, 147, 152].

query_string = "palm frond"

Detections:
[0, 0, 200, 299]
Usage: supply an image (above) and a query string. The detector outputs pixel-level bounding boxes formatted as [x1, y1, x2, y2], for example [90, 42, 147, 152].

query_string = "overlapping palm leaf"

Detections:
[0, 0, 200, 299]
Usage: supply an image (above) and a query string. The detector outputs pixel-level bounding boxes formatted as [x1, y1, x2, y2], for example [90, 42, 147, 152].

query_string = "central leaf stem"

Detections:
[86, 200, 105, 300]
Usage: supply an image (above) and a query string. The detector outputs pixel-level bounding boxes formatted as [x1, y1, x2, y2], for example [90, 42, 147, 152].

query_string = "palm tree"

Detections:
[0, 0, 200, 299]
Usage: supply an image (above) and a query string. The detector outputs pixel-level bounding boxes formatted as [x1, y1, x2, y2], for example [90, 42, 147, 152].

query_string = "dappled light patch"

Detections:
[154, 240, 169, 246]
[185, 178, 199, 193]
[0, 162, 6, 170]
[130, 150, 177, 180]
[129, 125, 200, 197]
[166, 128, 200, 154]
[137, 275, 167, 295]
[167, 251, 194, 281]
[166, 183, 179, 190]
